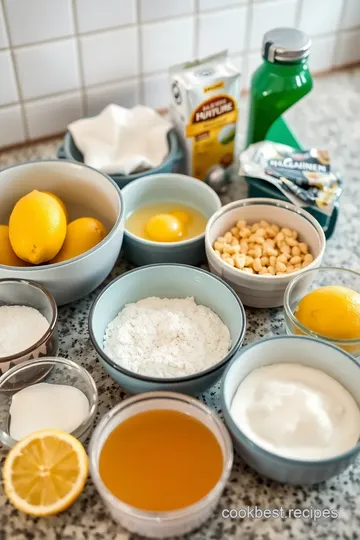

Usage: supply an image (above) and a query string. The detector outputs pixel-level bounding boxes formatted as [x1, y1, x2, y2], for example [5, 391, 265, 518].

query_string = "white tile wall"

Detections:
[14, 39, 80, 100]
[0, 0, 359, 149]
[80, 27, 138, 86]
[141, 17, 194, 73]
[198, 7, 248, 57]
[25, 92, 83, 139]
[0, 2, 8, 49]
[86, 78, 140, 116]
[342, 0, 360, 30]
[298, 0, 343, 37]
[0, 50, 18, 105]
[140, 0, 194, 22]
[75, 0, 136, 34]
[4, 0, 74, 46]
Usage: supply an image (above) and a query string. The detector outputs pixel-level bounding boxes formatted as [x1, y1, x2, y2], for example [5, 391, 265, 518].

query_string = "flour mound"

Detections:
[103, 296, 231, 378]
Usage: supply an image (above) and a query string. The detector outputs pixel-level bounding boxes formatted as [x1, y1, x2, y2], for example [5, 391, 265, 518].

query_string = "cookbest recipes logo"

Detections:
[222, 506, 338, 521]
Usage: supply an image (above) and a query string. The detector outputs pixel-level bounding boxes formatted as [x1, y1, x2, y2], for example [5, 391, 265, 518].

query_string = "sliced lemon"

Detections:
[2, 430, 88, 516]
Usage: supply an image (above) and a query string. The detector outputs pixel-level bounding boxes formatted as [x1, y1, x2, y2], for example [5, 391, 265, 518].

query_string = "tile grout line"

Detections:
[333, 0, 349, 67]
[71, 0, 86, 117]
[136, 0, 144, 104]
[1, 25, 359, 57]
[294, 0, 304, 28]
[194, 0, 199, 58]
[242, 0, 255, 92]
[1, 0, 29, 141]
[0, 42, 359, 114]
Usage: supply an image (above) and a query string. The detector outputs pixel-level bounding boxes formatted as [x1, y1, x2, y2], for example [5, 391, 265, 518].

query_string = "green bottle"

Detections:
[246, 28, 313, 147]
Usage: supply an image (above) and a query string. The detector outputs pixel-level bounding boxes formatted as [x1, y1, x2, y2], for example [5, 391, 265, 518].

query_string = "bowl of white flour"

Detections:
[89, 264, 246, 396]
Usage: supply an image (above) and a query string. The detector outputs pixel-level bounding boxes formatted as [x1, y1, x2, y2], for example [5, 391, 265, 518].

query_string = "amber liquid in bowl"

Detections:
[99, 409, 223, 512]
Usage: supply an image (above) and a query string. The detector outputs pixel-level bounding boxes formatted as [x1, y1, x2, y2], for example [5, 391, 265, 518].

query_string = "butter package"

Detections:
[240, 141, 342, 216]
[169, 51, 241, 181]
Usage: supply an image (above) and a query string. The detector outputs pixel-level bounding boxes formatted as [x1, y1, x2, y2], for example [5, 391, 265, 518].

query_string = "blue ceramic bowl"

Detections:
[122, 173, 222, 266]
[222, 335, 360, 485]
[60, 129, 185, 189]
[89, 264, 246, 396]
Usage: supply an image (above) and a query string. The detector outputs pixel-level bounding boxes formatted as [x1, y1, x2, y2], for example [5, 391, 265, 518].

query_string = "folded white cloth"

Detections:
[67, 104, 172, 175]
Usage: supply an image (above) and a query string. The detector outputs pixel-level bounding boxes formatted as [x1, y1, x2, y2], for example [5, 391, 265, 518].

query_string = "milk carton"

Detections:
[169, 51, 241, 181]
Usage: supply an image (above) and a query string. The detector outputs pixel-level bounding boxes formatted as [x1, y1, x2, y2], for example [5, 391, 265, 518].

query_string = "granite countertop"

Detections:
[1, 68, 360, 540]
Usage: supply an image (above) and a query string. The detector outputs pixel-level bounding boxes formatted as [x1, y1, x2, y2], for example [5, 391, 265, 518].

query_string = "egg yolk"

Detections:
[145, 214, 184, 242]
[171, 210, 191, 226]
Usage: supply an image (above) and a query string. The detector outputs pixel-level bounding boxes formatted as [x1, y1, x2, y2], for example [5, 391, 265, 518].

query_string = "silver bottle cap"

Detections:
[262, 28, 311, 63]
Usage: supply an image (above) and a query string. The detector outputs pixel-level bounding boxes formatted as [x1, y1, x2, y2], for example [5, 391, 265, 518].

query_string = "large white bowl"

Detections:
[0, 160, 124, 305]
[205, 198, 326, 308]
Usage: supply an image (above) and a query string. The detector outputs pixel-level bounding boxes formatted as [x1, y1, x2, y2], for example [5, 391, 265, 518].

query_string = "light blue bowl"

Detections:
[121, 173, 222, 266]
[89, 264, 246, 396]
[222, 335, 360, 485]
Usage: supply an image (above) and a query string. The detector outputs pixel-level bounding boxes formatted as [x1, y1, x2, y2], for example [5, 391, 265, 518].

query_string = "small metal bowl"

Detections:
[0, 279, 58, 377]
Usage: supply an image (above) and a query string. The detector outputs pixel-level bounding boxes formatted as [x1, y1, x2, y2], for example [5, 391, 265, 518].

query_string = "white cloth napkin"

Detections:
[67, 104, 172, 175]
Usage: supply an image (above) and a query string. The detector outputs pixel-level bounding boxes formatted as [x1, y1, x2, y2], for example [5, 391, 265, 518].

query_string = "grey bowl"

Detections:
[61, 128, 185, 189]
[0, 160, 125, 306]
[222, 335, 360, 485]
[121, 173, 222, 266]
[89, 264, 246, 396]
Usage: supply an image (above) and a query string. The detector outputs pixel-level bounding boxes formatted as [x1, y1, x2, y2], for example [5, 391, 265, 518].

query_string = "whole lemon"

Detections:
[295, 285, 360, 340]
[50, 217, 107, 263]
[42, 192, 69, 222]
[9, 190, 67, 265]
[0, 225, 28, 266]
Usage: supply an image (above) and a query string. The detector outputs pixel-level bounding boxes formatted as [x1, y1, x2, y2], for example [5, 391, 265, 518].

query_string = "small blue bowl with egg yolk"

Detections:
[121, 173, 222, 267]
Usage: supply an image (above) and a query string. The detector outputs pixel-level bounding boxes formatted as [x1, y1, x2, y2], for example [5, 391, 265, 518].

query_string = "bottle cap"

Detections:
[262, 28, 311, 63]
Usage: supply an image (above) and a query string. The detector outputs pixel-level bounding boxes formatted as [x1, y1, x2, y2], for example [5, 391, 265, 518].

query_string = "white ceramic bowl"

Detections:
[205, 198, 326, 308]
[89, 392, 233, 538]
[222, 336, 360, 485]
[0, 160, 125, 305]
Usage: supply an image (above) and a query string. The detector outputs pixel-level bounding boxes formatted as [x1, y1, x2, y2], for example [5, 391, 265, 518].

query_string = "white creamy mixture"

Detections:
[103, 296, 231, 378]
[0, 305, 49, 357]
[10, 382, 90, 440]
[231, 363, 360, 460]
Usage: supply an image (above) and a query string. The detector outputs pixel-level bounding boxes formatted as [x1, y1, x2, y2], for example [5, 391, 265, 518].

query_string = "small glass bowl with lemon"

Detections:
[284, 267, 360, 356]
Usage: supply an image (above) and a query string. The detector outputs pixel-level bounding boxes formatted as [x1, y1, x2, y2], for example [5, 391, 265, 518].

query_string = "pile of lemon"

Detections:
[0, 190, 107, 266]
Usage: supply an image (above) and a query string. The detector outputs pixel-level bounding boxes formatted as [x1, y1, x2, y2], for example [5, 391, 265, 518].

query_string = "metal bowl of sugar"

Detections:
[0, 279, 58, 381]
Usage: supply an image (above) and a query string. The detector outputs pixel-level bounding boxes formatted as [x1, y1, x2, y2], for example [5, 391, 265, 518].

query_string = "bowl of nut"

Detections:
[205, 198, 326, 308]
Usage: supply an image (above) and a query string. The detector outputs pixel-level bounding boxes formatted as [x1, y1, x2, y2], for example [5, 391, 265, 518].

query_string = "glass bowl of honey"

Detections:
[89, 391, 233, 538]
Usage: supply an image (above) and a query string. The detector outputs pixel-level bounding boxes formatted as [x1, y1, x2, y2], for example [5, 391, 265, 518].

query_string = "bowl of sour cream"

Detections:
[222, 335, 360, 485]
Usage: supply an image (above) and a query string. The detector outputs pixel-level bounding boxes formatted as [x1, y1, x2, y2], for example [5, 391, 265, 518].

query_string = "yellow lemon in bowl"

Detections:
[295, 285, 360, 340]
[50, 217, 107, 263]
[9, 190, 67, 265]
[0, 225, 28, 266]
[42, 191, 69, 222]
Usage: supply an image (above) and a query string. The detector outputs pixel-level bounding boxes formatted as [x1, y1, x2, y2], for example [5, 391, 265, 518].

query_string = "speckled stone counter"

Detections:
[1, 69, 360, 540]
